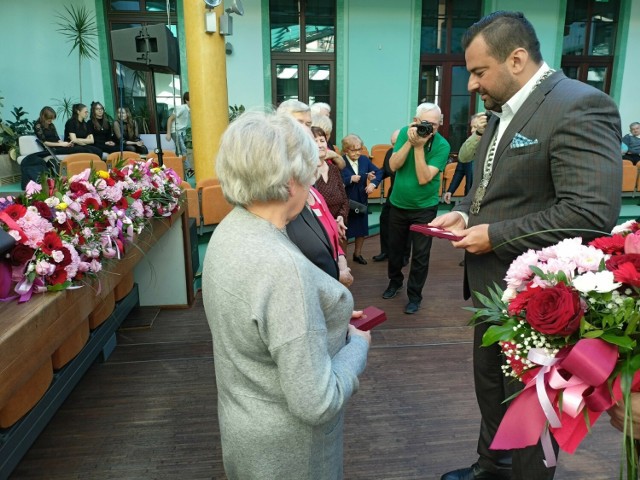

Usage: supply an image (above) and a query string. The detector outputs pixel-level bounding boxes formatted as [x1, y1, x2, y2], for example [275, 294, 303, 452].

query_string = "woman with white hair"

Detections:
[202, 111, 371, 480]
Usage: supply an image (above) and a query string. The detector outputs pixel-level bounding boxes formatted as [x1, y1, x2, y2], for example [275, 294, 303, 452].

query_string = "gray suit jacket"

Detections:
[455, 71, 622, 301]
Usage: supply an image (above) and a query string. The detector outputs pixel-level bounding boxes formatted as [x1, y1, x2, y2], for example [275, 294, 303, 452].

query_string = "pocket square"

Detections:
[510, 132, 539, 149]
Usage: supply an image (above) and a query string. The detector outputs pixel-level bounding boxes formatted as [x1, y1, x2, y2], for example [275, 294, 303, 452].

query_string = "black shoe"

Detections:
[353, 254, 367, 265]
[186, 168, 195, 178]
[404, 301, 421, 314]
[403, 256, 410, 267]
[441, 463, 511, 480]
[382, 285, 402, 299]
[372, 252, 388, 262]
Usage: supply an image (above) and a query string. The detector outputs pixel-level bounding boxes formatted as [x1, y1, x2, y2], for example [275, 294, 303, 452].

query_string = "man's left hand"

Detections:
[452, 223, 492, 254]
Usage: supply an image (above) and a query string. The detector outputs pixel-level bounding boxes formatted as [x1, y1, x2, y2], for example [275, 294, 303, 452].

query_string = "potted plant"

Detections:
[0, 106, 33, 160]
[55, 5, 98, 103]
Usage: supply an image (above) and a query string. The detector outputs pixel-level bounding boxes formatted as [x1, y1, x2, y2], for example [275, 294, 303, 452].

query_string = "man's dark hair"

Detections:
[462, 11, 542, 64]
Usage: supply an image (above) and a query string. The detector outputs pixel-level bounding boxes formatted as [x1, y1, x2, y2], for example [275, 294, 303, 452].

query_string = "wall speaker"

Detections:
[111, 24, 180, 74]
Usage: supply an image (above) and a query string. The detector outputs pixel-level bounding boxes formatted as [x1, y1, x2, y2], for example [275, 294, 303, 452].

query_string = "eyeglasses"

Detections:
[347, 146, 362, 152]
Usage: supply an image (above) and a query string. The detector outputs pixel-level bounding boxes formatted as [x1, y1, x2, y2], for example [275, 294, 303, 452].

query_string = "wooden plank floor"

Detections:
[9, 234, 623, 479]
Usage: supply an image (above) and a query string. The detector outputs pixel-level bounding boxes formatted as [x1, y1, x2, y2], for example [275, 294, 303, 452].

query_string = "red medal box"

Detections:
[410, 224, 463, 241]
[350, 306, 387, 331]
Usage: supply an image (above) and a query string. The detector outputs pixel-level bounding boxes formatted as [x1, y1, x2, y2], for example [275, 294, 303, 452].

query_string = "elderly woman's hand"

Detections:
[335, 216, 347, 240]
[608, 393, 640, 438]
[337, 255, 353, 287]
[347, 322, 371, 346]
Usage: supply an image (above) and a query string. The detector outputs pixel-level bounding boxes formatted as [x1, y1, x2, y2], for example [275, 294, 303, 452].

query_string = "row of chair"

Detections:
[622, 159, 640, 195]
[57, 151, 186, 179]
[180, 178, 233, 234]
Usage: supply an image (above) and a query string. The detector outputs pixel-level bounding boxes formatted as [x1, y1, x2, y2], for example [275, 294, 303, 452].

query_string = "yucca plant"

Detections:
[51, 96, 77, 125]
[56, 5, 98, 103]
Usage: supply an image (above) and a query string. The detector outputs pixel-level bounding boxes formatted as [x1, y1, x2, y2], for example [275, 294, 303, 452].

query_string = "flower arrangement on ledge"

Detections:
[471, 220, 640, 478]
[0, 159, 183, 303]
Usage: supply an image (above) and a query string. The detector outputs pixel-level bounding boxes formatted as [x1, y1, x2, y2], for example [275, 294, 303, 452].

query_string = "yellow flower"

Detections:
[151, 167, 161, 174]
[56, 202, 68, 210]
[97, 170, 110, 179]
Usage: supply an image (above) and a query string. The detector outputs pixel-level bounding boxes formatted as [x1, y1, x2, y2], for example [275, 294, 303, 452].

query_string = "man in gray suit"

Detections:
[431, 11, 622, 480]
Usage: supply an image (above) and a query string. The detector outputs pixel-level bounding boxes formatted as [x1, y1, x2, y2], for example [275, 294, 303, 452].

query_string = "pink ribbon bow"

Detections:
[490, 338, 619, 464]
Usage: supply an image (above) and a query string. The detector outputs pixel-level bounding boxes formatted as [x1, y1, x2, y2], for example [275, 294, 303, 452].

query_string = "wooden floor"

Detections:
[9, 234, 623, 479]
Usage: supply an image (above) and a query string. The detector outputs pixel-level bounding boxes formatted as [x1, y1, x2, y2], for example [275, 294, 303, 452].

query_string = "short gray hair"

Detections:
[310, 102, 331, 116]
[276, 99, 310, 116]
[216, 111, 318, 206]
[415, 102, 441, 118]
[312, 114, 333, 137]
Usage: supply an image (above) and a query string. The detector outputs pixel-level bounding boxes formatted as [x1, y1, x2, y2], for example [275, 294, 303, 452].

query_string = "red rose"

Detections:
[131, 189, 142, 200]
[10, 244, 35, 266]
[69, 181, 89, 197]
[32, 200, 52, 220]
[54, 246, 72, 267]
[525, 283, 583, 336]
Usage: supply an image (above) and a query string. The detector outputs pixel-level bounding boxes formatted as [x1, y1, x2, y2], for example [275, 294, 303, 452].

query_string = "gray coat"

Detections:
[202, 207, 369, 480]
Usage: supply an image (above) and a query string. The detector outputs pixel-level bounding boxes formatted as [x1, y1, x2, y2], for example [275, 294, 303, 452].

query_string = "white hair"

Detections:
[311, 114, 332, 137]
[310, 102, 331, 116]
[276, 99, 310, 116]
[415, 102, 442, 119]
[215, 111, 318, 206]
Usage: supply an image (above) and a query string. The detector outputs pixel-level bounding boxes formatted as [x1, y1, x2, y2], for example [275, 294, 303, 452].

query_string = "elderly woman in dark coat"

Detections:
[202, 111, 371, 480]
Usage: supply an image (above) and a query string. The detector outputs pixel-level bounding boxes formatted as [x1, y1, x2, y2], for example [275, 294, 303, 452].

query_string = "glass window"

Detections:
[110, 0, 141, 11]
[146, 0, 176, 12]
[561, 0, 618, 93]
[419, 65, 441, 106]
[305, 0, 335, 52]
[586, 66, 607, 91]
[308, 64, 330, 105]
[421, 0, 481, 54]
[271, 0, 301, 52]
[563, 0, 618, 56]
[275, 64, 300, 104]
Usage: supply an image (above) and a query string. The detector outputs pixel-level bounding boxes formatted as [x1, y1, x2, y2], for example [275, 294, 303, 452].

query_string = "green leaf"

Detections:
[601, 333, 635, 350]
[582, 329, 603, 338]
[482, 322, 518, 346]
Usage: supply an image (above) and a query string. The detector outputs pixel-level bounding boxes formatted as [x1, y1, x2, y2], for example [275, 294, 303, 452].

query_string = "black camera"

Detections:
[416, 121, 434, 138]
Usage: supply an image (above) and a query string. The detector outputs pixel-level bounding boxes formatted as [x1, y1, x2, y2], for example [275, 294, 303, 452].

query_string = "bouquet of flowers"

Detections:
[0, 160, 182, 303]
[471, 220, 640, 477]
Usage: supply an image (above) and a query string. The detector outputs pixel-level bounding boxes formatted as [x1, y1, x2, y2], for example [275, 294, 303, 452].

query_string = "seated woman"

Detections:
[202, 111, 370, 479]
[33, 106, 98, 156]
[88, 102, 120, 154]
[113, 107, 148, 155]
[63, 103, 104, 158]
[341, 133, 383, 265]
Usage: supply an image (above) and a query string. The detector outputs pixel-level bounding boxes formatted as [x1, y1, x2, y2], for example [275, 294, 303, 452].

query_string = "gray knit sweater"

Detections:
[202, 207, 369, 480]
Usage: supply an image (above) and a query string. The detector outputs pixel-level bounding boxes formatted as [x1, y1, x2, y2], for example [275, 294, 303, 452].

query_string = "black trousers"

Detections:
[378, 200, 410, 257]
[387, 204, 438, 302]
[474, 320, 558, 479]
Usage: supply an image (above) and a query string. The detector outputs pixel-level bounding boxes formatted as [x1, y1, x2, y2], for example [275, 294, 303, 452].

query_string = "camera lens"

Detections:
[416, 121, 433, 138]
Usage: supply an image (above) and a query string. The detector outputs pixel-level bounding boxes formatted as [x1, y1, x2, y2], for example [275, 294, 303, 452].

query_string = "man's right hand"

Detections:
[407, 123, 430, 148]
[430, 212, 466, 232]
[351, 174, 361, 183]
[475, 113, 488, 135]
[443, 192, 452, 204]
[165, 133, 172, 141]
